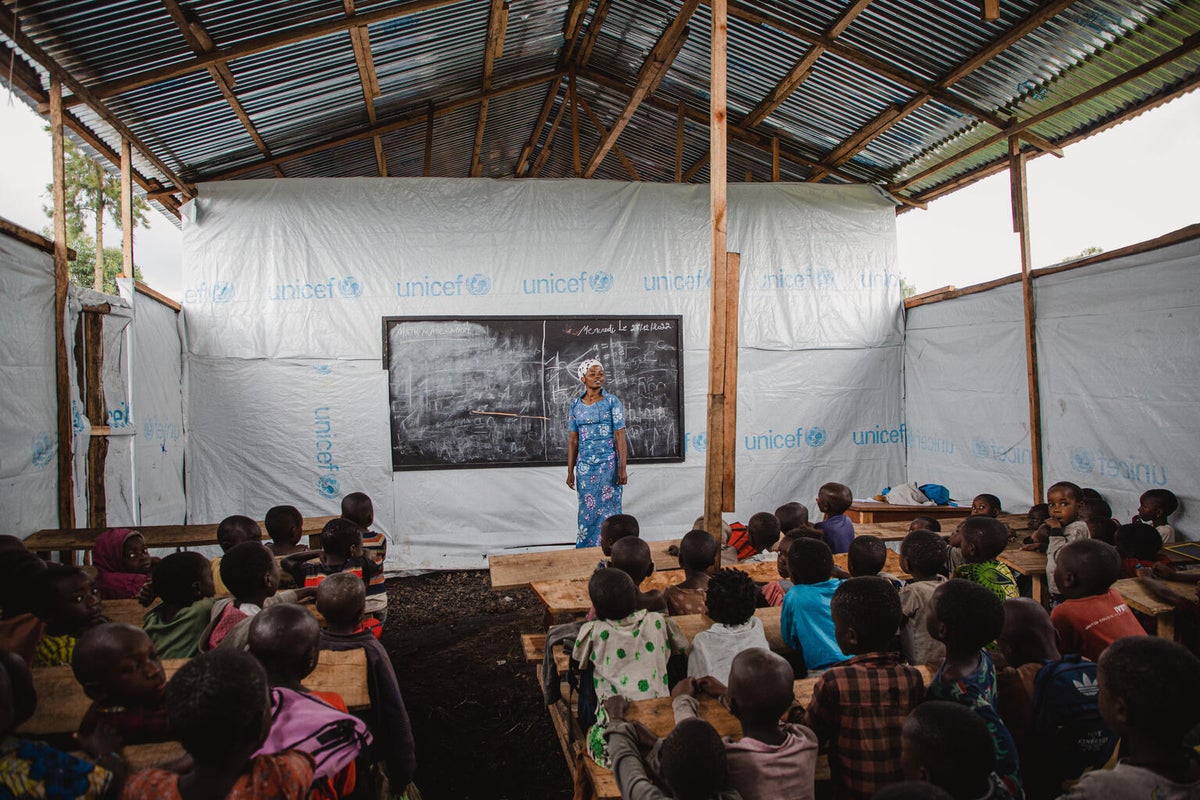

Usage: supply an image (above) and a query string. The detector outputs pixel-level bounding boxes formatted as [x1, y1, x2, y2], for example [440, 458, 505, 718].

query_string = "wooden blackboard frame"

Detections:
[382, 315, 685, 471]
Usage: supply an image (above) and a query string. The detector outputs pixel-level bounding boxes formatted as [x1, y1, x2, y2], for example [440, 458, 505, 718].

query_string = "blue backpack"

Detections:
[1029, 655, 1119, 796]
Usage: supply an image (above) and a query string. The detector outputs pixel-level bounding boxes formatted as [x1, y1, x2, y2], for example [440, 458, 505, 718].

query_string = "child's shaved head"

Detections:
[774, 503, 809, 534]
[317, 572, 366, 630]
[340, 492, 374, 529]
[728, 648, 794, 725]
[998, 597, 1059, 667]
[216, 515, 260, 553]
[847, 535, 887, 577]
[600, 514, 640, 556]
[818, 483, 853, 515]
[72, 623, 165, 705]
[248, 604, 320, 683]
[588, 568, 636, 621]
[677, 529, 717, 572]
[960, 516, 1008, 562]
[610, 536, 653, 585]
[747, 512, 781, 553]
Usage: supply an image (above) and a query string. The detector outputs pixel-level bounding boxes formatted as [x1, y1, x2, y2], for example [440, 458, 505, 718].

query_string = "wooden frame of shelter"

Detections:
[3, 1, 1198, 546]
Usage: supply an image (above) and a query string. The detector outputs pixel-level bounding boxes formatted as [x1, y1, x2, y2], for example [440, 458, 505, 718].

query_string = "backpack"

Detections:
[1029, 655, 1119, 795]
[726, 522, 756, 561]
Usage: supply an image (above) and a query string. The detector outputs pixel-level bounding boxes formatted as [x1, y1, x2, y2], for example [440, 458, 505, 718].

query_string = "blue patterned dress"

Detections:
[568, 389, 626, 548]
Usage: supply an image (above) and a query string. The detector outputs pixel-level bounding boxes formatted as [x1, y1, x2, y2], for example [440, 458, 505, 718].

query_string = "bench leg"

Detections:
[1157, 612, 1177, 642]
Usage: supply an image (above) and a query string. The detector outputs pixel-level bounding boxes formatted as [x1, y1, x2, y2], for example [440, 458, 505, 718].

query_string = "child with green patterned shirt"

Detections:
[952, 516, 1018, 600]
[572, 568, 689, 767]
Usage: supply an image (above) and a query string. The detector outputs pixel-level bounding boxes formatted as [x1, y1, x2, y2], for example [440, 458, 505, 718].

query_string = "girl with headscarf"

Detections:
[92, 528, 154, 599]
[566, 359, 628, 548]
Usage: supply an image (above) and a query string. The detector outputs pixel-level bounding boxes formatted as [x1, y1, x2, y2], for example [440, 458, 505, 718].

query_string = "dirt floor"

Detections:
[382, 571, 574, 800]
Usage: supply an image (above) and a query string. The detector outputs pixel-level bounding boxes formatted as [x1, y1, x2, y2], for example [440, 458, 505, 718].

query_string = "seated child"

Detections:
[814, 482, 855, 554]
[665, 530, 716, 617]
[901, 700, 1006, 800]
[687, 569, 770, 683]
[1022, 503, 1050, 547]
[722, 512, 780, 564]
[775, 502, 820, 538]
[341, 492, 388, 607]
[72, 622, 169, 745]
[898, 530, 948, 667]
[925, 579, 1023, 798]
[1061, 636, 1200, 798]
[201, 542, 310, 652]
[122, 649, 315, 800]
[32, 563, 104, 666]
[142, 551, 217, 658]
[847, 535, 899, 585]
[676, 649, 818, 800]
[996, 598, 1117, 797]
[248, 604, 372, 798]
[1051, 539, 1146, 662]
[1041, 481, 1091, 599]
[0, 548, 47, 666]
[780, 537, 848, 670]
[211, 514, 262, 596]
[317, 573, 417, 793]
[1133, 488, 1180, 544]
[1115, 522, 1166, 578]
[760, 532, 796, 608]
[92, 528, 153, 600]
[571, 568, 688, 766]
[603, 696, 740, 800]
[952, 516, 1019, 600]
[908, 516, 941, 534]
[265, 505, 307, 557]
[603, 513, 641, 558]
[970, 493, 1002, 518]
[610, 537, 668, 613]
[804, 576, 925, 799]
[286, 518, 386, 616]
[0, 648, 123, 799]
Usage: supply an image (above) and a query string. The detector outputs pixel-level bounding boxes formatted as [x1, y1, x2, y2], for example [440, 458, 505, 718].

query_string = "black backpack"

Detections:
[1029, 655, 1119, 796]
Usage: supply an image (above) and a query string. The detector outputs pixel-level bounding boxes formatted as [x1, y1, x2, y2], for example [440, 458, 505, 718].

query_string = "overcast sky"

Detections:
[2, 85, 1198, 300]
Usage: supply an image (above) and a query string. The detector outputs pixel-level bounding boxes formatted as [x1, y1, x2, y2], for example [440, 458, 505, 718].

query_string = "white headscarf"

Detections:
[577, 359, 603, 380]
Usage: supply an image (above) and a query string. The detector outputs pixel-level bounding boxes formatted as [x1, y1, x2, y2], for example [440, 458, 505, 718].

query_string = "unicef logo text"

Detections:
[522, 270, 615, 295]
[183, 281, 235, 304]
[760, 267, 836, 291]
[744, 426, 827, 451]
[269, 276, 365, 301]
[1068, 447, 1168, 487]
[396, 273, 492, 298]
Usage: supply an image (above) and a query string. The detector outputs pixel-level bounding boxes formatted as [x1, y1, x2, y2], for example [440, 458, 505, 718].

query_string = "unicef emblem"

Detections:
[589, 271, 614, 293]
[805, 427, 827, 448]
[466, 273, 492, 296]
[1069, 448, 1095, 475]
[212, 282, 235, 303]
[338, 276, 363, 298]
[817, 269, 835, 288]
[313, 364, 333, 375]
[317, 474, 340, 498]
[972, 438, 990, 458]
[31, 433, 53, 469]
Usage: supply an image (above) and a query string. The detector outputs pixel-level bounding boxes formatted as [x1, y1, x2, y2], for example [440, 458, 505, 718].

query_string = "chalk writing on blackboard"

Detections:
[383, 316, 684, 470]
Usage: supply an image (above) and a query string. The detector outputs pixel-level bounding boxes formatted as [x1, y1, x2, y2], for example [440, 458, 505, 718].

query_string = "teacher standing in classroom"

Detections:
[566, 359, 628, 548]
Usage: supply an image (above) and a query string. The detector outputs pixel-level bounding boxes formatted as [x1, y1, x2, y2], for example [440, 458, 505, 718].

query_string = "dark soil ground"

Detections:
[382, 571, 574, 800]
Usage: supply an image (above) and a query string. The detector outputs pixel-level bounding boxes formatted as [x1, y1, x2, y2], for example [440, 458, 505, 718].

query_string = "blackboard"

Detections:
[383, 316, 684, 470]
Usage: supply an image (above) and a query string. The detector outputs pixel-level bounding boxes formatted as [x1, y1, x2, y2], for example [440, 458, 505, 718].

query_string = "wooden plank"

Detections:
[423, 101, 435, 176]
[515, 79, 561, 177]
[1010, 136, 1044, 505]
[721, 252, 739, 511]
[489, 539, 682, 591]
[50, 77, 74, 531]
[981, 0, 1000, 21]
[120, 140, 133, 278]
[0, 215, 74, 258]
[578, 97, 640, 181]
[847, 502, 973, 524]
[84, 314, 107, 528]
[576, 0, 611, 67]
[675, 99, 685, 182]
[581, 0, 700, 178]
[530, 89, 570, 178]
[569, 67, 581, 177]
[681, 151, 710, 182]
[771, 136, 780, 181]
[134, 281, 182, 312]
[20, 650, 368, 736]
[471, 0, 508, 178]
[23, 515, 337, 553]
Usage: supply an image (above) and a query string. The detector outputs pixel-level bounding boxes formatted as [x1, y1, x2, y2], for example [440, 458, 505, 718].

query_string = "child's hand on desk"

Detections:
[692, 676, 727, 699]
[669, 678, 699, 699]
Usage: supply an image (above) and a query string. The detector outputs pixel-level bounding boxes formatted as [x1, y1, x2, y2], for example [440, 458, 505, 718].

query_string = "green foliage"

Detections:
[1058, 245, 1104, 264]
[43, 134, 151, 293]
[900, 275, 918, 299]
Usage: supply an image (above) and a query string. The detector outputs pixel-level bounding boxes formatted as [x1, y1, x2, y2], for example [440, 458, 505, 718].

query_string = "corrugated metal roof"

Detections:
[3, 0, 1197, 215]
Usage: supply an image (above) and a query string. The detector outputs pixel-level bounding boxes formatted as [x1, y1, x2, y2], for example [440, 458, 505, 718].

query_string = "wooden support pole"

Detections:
[722, 252, 740, 511]
[982, 0, 1001, 21]
[569, 67, 581, 177]
[1010, 136, 1044, 505]
[50, 77, 75, 529]
[771, 136, 780, 181]
[120, 139, 133, 278]
[423, 102, 435, 176]
[704, 0, 729, 562]
[675, 99, 685, 182]
[84, 313, 107, 528]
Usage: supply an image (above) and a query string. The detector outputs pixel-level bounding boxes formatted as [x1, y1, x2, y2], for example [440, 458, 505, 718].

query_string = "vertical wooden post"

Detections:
[743, 169, 752, 182]
[704, 0, 729, 562]
[1010, 136, 1044, 504]
[722, 252, 740, 510]
[569, 66, 581, 177]
[423, 102, 434, 176]
[84, 313, 107, 528]
[771, 136, 780, 182]
[675, 99, 685, 182]
[120, 139, 133, 278]
[50, 77, 75, 529]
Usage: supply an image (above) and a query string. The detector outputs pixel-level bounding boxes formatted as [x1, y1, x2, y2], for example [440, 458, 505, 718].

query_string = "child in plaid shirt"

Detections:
[802, 576, 925, 799]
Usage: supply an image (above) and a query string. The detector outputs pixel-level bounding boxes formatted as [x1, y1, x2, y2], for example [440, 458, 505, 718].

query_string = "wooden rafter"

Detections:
[515, 77, 564, 177]
[530, 94, 571, 178]
[569, 67, 581, 176]
[515, 0, 587, 177]
[804, 0, 1076, 183]
[471, 0, 509, 177]
[578, 97, 640, 181]
[582, 0, 700, 178]
[160, 0, 285, 178]
[740, 0, 873, 129]
[576, 0, 611, 68]
[202, 71, 561, 182]
[0, 5, 195, 198]
[343, 0, 387, 176]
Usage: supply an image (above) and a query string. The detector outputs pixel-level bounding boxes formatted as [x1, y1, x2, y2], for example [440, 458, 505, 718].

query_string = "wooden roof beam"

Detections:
[514, 0, 588, 176]
[160, 0, 285, 178]
[343, 1, 387, 176]
[740, 0, 873, 129]
[578, 97, 641, 180]
[471, 0, 510, 177]
[581, 0, 700, 178]
[202, 71, 561, 182]
[1, 5, 195, 198]
[576, 0, 611, 68]
[529, 93, 571, 178]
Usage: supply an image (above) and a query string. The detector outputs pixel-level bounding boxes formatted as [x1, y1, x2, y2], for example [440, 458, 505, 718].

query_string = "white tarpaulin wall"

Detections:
[181, 179, 903, 570]
[905, 236, 1199, 536]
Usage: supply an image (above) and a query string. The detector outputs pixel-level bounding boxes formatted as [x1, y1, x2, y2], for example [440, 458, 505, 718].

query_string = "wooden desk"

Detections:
[20, 649, 369, 736]
[1115, 577, 1196, 641]
[833, 550, 911, 581]
[24, 516, 337, 556]
[998, 548, 1048, 604]
[105, 598, 151, 628]
[847, 502, 966, 524]
[490, 539, 683, 591]
[868, 513, 1029, 537]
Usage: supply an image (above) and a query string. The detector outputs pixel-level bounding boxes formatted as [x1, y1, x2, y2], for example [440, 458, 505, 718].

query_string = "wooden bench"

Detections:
[1114, 577, 1196, 641]
[997, 548, 1048, 604]
[489, 539, 683, 591]
[23, 516, 338, 559]
[20, 649, 369, 737]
